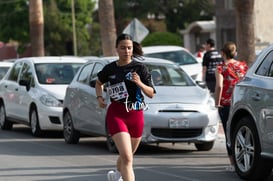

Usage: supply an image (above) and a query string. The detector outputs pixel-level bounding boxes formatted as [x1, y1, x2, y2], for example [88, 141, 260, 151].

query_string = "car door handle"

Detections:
[251, 92, 261, 101]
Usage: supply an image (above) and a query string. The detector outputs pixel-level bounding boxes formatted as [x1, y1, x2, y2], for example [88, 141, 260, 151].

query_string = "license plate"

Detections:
[169, 118, 189, 128]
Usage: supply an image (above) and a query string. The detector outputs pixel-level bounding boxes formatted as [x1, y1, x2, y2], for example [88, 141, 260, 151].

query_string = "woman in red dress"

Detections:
[214, 41, 248, 170]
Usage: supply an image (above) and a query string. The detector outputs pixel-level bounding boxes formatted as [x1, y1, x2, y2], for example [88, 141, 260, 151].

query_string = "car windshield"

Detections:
[0, 67, 11, 79]
[35, 63, 83, 84]
[146, 63, 195, 86]
[145, 50, 198, 65]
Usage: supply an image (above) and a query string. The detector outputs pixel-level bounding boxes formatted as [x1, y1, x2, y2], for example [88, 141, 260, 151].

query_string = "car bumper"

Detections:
[142, 105, 220, 143]
[37, 105, 63, 131]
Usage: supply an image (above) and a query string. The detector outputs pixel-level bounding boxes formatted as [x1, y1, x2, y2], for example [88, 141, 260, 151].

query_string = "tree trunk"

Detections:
[98, 0, 117, 56]
[234, 0, 255, 65]
[29, 0, 44, 56]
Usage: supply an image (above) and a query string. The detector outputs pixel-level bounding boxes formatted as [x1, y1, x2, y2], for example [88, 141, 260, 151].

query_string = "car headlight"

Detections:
[40, 95, 62, 107]
[207, 96, 217, 110]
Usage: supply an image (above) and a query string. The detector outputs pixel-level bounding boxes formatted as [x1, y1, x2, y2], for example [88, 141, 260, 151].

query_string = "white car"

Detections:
[142, 45, 202, 81]
[0, 56, 87, 136]
[63, 56, 219, 152]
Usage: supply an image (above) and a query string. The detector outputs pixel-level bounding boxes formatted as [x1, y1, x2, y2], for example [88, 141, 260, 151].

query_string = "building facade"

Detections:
[182, 0, 273, 54]
[216, 0, 273, 51]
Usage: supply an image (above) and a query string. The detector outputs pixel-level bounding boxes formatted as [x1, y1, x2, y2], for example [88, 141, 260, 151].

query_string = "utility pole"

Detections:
[71, 0, 77, 55]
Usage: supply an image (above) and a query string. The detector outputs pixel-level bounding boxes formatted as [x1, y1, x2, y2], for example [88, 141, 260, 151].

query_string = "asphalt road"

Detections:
[0, 124, 272, 181]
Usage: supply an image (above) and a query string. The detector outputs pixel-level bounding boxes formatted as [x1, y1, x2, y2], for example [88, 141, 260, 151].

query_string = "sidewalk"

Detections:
[218, 123, 226, 139]
[218, 123, 224, 135]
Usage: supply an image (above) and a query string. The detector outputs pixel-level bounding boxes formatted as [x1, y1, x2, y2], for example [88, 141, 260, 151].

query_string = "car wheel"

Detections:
[231, 116, 273, 180]
[195, 141, 214, 151]
[0, 101, 13, 130]
[63, 111, 80, 144]
[105, 123, 118, 153]
[30, 108, 43, 137]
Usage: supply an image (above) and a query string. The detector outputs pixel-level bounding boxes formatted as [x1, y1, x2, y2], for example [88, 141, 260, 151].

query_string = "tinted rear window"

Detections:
[145, 50, 198, 65]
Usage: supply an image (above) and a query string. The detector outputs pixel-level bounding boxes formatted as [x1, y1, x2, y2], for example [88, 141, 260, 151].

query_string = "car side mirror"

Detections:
[19, 79, 31, 91]
[196, 80, 207, 89]
[89, 80, 96, 87]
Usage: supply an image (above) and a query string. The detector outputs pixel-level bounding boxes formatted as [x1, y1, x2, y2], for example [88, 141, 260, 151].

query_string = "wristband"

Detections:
[96, 96, 103, 99]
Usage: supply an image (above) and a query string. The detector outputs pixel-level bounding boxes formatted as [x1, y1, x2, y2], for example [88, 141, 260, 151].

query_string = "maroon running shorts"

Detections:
[106, 101, 144, 138]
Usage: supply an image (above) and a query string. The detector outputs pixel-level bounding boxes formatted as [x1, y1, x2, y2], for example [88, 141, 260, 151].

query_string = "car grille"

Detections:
[151, 128, 202, 138]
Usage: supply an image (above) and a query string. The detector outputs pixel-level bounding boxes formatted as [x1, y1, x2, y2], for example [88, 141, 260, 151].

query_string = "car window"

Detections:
[20, 63, 34, 86]
[255, 50, 273, 77]
[78, 63, 94, 84]
[0, 67, 11, 79]
[35, 63, 83, 84]
[146, 63, 194, 86]
[90, 62, 104, 82]
[7, 61, 23, 82]
[145, 50, 198, 65]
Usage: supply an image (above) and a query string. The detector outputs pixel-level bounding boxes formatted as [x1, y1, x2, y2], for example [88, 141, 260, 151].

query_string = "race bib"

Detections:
[107, 82, 128, 101]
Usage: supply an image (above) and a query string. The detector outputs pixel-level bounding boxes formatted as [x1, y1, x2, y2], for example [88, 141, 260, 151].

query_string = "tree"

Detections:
[234, 0, 255, 65]
[0, 0, 29, 54]
[43, 0, 95, 56]
[0, 0, 95, 56]
[142, 32, 182, 46]
[113, 0, 214, 34]
[98, 0, 117, 56]
[29, 0, 44, 56]
[165, 0, 214, 32]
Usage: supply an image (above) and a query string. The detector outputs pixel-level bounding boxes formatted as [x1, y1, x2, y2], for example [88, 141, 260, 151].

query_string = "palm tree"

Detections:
[98, 0, 117, 56]
[29, 0, 44, 56]
[234, 0, 255, 65]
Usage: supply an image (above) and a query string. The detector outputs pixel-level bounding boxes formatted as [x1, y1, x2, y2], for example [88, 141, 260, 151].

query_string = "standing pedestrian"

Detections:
[95, 33, 156, 181]
[214, 41, 248, 171]
[202, 38, 223, 94]
[195, 44, 205, 59]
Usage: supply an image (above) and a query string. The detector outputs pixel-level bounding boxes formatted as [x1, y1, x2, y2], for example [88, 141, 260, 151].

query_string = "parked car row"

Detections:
[0, 55, 219, 153]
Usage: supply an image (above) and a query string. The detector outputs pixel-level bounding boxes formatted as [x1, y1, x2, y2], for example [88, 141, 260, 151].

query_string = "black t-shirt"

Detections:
[97, 59, 154, 103]
[202, 50, 223, 81]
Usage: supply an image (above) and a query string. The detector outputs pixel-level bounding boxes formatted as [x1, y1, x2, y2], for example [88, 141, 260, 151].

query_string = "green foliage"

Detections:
[0, 0, 29, 53]
[114, 0, 162, 33]
[88, 22, 102, 56]
[0, 0, 96, 56]
[0, 0, 214, 56]
[114, 0, 157, 19]
[113, 0, 214, 33]
[165, 0, 214, 32]
[43, 0, 95, 55]
[141, 32, 183, 46]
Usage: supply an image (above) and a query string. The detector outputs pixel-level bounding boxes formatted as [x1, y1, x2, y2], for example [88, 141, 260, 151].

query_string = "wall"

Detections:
[254, 1, 273, 50]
